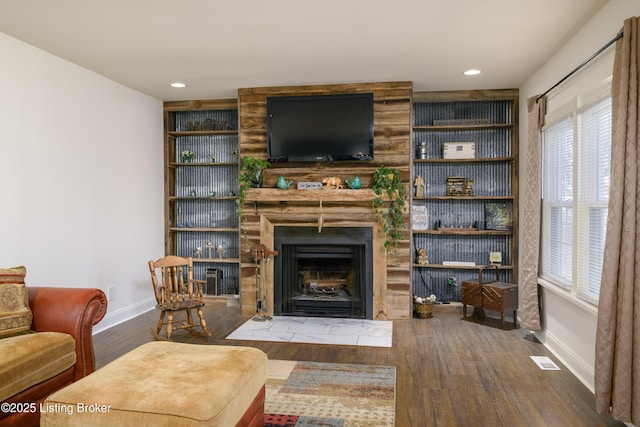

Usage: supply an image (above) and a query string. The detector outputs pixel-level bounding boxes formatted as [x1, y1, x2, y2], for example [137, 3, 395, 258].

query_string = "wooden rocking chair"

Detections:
[148, 255, 212, 340]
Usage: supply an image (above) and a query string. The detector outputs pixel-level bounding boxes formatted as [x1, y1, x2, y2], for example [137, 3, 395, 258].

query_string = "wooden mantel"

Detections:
[246, 188, 381, 202]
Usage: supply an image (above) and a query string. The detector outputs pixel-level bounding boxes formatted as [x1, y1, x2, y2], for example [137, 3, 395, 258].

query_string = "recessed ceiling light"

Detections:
[464, 69, 481, 76]
[170, 82, 187, 88]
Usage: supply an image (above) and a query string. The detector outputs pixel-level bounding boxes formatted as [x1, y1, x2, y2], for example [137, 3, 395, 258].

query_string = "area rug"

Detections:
[226, 316, 393, 347]
[264, 359, 396, 427]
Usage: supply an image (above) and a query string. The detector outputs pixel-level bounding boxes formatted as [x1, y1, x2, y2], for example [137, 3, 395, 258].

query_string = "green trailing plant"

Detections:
[236, 157, 270, 222]
[371, 166, 406, 251]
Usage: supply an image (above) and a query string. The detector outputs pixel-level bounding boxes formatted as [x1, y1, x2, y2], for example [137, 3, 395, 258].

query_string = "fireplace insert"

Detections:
[273, 227, 373, 319]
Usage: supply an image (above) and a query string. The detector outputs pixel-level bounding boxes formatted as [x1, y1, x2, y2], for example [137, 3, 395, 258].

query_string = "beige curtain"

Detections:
[595, 17, 640, 424]
[519, 96, 545, 331]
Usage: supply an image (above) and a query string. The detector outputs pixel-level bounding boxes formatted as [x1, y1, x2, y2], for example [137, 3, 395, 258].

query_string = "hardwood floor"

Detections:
[93, 300, 623, 427]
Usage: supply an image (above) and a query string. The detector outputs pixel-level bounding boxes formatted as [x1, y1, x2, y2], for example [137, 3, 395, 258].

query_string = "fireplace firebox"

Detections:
[273, 227, 373, 319]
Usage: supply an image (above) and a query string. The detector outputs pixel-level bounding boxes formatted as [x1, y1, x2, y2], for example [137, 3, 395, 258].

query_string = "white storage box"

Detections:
[443, 142, 476, 159]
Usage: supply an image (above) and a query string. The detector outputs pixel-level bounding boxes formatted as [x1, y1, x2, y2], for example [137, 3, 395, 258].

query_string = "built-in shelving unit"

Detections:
[411, 90, 519, 302]
[163, 99, 241, 296]
[160, 86, 516, 318]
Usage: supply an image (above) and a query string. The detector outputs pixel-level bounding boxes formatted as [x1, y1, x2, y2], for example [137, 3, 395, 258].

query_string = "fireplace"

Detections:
[273, 227, 373, 319]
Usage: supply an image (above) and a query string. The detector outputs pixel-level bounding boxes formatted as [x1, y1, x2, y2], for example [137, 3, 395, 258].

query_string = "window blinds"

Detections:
[577, 97, 611, 301]
[542, 118, 574, 286]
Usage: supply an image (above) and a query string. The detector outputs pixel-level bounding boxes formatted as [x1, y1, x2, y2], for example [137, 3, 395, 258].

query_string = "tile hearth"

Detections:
[226, 316, 393, 347]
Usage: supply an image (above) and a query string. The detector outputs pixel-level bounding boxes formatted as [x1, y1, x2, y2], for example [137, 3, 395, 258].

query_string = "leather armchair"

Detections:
[0, 287, 107, 427]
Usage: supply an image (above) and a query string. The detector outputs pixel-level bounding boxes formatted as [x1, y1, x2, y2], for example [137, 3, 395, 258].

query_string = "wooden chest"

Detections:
[482, 282, 518, 328]
[461, 265, 518, 328]
[461, 264, 500, 314]
[461, 280, 484, 307]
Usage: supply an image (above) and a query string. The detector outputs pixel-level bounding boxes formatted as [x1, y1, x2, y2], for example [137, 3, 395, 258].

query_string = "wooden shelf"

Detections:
[168, 196, 238, 201]
[245, 188, 383, 202]
[193, 258, 240, 264]
[413, 263, 513, 270]
[414, 196, 513, 201]
[413, 124, 513, 131]
[168, 130, 238, 137]
[413, 229, 512, 235]
[169, 162, 238, 167]
[413, 157, 514, 164]
[169, 227, 239, 232]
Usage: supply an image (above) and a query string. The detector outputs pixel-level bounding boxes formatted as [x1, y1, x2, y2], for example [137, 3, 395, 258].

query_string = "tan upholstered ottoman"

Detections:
[41, 342, 268, 427]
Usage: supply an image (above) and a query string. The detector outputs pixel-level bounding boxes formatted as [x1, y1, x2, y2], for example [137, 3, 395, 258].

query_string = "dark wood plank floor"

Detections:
[93, 300, 623, 427]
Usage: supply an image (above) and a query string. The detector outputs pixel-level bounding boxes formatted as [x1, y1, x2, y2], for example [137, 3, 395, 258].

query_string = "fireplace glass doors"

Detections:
[273, 227, 373, 319]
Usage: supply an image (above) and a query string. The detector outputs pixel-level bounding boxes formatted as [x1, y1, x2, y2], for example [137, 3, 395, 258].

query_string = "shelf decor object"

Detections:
[372, 165, 407, 251]
[414, 298, 433, 319]
[489, 251, 503, 264]
[484, 203, 513, 231]
[181, 150, 194, 162]
[344, 176, 362, 189]
[237, 157, 270, 220]
[417, 141, 428, 159]
[433, 118, 490, 126]
[412, 205, 429, 231]
[446, 176, 473, 196]
[415, 247, 429, 265]
[186, 118, 234, 131]
[443, 141, 476, 159]
[414, 175, 426, 198]
[276, 176, 294, 189]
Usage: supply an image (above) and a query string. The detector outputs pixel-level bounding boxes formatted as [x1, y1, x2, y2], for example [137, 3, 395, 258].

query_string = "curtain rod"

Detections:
[536, 31, 624, 103]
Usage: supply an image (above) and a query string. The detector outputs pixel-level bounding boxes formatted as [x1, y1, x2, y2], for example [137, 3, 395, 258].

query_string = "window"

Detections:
[541, 93, 611, 304]
[542, 118, 574, 286]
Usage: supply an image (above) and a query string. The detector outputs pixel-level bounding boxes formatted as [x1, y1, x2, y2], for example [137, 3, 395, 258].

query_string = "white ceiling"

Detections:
[0, 0, 608, 101]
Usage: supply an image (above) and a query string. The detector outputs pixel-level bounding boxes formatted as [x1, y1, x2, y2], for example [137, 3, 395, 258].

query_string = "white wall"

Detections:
[518, 1, 638, 392]
[0, 33, 164, 332]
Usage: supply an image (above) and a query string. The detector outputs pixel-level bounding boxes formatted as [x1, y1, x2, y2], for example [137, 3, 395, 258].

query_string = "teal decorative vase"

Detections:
[345, 176, 362, 189]
[276, 176, 294, 189]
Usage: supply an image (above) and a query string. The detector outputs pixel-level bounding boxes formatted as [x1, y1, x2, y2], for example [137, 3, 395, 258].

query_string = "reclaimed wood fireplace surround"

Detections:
[238, 81, 413, 320]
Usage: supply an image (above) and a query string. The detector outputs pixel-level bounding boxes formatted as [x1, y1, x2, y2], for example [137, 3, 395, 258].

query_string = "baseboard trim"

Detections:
[535, 330, 595, 393]
[93, 297, 155, 334]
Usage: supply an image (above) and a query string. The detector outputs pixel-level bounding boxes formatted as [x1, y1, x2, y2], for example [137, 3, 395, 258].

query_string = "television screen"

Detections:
[267, 93, 374, 162]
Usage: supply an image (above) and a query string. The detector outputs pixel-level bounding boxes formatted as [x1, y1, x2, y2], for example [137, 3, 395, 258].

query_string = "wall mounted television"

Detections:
[267, 93, 374, 162]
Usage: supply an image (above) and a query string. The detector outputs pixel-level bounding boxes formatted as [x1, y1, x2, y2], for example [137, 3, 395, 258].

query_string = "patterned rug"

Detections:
[264, 360, 396, 427]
